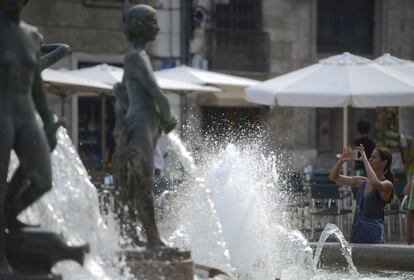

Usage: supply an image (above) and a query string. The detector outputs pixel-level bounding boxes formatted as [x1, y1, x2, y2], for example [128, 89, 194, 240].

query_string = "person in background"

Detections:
[401, 135, 414, 244]
[401, 135, 414, 177]
[353, 120, 376, 176]
[330, 145, 394, 243]
[403, 176, 414, 245]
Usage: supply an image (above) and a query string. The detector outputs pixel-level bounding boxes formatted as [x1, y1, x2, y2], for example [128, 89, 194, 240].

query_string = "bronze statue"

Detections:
[114, 1, 177, 249]
[0, 0, 86, 278]
[40, 43, 70, 70]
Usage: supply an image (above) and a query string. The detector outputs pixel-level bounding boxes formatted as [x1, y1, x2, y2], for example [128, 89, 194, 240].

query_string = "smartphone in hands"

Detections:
[350, 149, 359, 160]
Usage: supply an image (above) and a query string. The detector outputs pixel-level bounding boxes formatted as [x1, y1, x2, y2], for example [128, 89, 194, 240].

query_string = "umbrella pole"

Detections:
[60, 95, 66, 120]
[71, 95, 79, 149]
[101, 95, 107, 172]
[343, 106, 349, 175]
[180, 93, 187, 138]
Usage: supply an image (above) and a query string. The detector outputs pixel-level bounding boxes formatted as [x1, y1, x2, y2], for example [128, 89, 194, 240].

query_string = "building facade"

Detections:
[22, 0, 414, 171]
[187, 0, 414, 170]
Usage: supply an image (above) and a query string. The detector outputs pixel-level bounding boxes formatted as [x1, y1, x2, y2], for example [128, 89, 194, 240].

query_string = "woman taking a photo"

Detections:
[329, 145, 394, 243]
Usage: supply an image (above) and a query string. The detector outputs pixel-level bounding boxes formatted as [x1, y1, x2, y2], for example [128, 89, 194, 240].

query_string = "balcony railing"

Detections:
[207, 28, 270, 73]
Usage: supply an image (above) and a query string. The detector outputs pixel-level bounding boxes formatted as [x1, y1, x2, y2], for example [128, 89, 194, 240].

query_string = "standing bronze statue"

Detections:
[114, 1, 177, 249]
[0, 0, 86, 278]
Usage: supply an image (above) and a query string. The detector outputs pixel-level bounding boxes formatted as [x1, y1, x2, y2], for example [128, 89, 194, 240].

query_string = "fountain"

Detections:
[158, 135, 414, 280]
[2, 1, 414, 279]
[312, 223, 357, 273]
[9, 128, 131, 280]
[8, 127, 414, 280]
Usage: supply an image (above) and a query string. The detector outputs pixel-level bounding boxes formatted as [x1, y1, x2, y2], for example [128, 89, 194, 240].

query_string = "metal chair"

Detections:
[385, 195, 409, 241]
[384, 170, 407, 241]
[282, 171, 306, 229]
[309, 178, 353, 240]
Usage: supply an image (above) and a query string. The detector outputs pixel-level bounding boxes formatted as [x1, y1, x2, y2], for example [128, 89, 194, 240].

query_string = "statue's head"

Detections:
[0, 0, 28, 11]
[124, 4, 159, 42]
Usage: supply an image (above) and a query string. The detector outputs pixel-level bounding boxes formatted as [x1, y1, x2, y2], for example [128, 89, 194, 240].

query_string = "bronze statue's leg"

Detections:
[127, 140, 164, 248]
[122, 180, 143, 246]
[8, 124, 52, 222]
[6, 167, 26, 203]
[135, 171, 164, 248]
[0, 120, 14, 278]
[4, 167, 33, 229]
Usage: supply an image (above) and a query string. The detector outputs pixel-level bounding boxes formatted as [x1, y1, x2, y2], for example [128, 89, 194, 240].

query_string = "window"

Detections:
[209, 0, 269, 72]
[317, 0, 374, 54]
[214, 0, 261, 30]
[84, 0, 123, 7]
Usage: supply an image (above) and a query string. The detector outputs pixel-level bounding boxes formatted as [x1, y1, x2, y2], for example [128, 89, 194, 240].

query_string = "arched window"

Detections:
[317, 0, 375, 55]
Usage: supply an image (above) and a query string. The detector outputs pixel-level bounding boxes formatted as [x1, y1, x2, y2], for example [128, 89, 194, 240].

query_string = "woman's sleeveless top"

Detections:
[350, 180, 386, 244]
[362, 182, 387, 219]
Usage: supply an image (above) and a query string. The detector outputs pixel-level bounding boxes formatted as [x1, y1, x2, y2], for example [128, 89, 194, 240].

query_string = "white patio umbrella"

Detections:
[42, 68, 114, 163]
[245, 52, 414, 150]
[42, 68, 112, 115]
[374, 53, 414, 77]
[156, 77, 221, 92]
[67, 63, 221, 93]
[154, 65, 259, 87]
[66, 64, 222, 158]
[42, 68, 112, 95]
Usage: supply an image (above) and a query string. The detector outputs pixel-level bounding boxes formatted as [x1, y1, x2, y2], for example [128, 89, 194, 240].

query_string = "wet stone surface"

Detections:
[125, 248, 193, 280]
[15, 274, 62, 280]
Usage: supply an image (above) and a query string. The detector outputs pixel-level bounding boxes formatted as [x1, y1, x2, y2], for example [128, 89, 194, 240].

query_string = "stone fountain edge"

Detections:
[309, 242, 414, 272]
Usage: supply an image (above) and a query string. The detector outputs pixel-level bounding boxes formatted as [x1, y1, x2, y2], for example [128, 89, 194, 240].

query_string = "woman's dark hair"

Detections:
[375, 146, 394, 203]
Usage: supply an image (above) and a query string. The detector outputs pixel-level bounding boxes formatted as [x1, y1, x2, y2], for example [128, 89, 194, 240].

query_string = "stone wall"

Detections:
[382, 0, 414, 139]
[263, 0, 316, 77]
[22, 0, 163, 55]
[22, 0, 127, 54]
[262, 0, 317, 162]
[382, 0, 414, 59]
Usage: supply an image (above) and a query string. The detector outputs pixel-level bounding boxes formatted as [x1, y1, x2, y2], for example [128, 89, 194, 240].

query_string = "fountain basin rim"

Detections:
[310, 242, 414, 272]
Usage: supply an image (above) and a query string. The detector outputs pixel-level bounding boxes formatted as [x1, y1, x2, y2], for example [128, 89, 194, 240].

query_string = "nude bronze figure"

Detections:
[115, 1, 177, 249]
[0, 1, 85, 278]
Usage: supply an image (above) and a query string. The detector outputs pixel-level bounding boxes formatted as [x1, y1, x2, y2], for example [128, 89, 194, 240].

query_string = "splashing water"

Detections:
[159, 133, 233, 274]
[160, 138, 314, 279]
[313, 223, 357, 274]
[202, 144, 291, 279]
[8, 127, 131, 280]
[159, 137, 414, 280]
[7, 127, 414, 280]
[166, 132, 197, 172]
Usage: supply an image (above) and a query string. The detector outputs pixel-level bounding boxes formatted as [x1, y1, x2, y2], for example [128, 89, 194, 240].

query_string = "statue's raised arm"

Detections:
[40, 43, 70, 70]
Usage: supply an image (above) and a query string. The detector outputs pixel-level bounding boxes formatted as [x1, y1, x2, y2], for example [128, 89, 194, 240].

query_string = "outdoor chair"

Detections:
[308, 175, 353, 241]
[385, 195, 409, 241]
[384, 170, 407, 241]
[281, 171, 306, 229]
